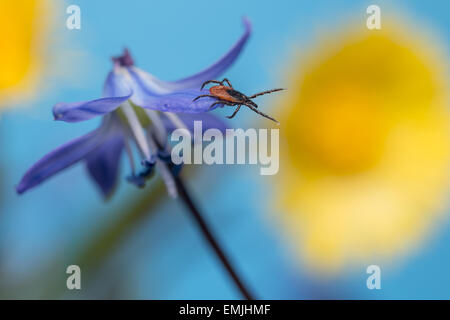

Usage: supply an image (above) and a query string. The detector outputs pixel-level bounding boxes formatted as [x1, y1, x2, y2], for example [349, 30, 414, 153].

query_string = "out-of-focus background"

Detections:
[1, 0, 450, 299]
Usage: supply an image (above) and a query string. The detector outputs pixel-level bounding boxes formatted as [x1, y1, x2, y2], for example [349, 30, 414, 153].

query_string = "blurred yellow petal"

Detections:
[276, 22, 450, 273]
[0, 0, 52, 107]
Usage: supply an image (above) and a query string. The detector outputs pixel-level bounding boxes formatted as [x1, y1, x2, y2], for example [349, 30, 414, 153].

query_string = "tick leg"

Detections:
[193, 94, 216, 102]
[200, 80, 223, 90]
[246, 100, 258, 109]
[248, 88, 285, 99]
[244, 103, 279, 124]
[221, 78, 233, 88]
[209, 100, 231, 110]
[226, 105, 241, 119]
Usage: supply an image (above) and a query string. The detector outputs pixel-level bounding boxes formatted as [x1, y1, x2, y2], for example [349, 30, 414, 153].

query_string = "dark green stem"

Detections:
[174, 175, 254, 300]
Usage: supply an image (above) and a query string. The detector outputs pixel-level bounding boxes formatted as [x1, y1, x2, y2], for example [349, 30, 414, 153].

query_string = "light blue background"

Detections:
[1, 0, 450, 299]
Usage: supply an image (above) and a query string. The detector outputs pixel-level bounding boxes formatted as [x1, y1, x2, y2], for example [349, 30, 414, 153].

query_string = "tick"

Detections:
[193, 78, 284, 123]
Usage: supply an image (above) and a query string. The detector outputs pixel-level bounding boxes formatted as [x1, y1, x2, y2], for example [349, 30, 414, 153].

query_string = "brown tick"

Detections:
[193, 78, 284, 123]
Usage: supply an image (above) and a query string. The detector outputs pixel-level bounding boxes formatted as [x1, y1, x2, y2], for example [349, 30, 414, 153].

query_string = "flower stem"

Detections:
[174, 175, 255, 300]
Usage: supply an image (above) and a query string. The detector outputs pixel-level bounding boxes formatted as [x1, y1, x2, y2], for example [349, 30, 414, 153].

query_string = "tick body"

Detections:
[209, 85, 246, 103]
[193, 78, 284, 123]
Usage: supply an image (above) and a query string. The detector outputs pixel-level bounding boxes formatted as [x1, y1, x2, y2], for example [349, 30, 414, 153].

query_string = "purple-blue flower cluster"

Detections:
[16, 18, 251, 198]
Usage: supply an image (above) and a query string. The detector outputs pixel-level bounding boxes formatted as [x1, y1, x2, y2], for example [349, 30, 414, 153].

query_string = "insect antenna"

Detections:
[248, 88, 285, 99]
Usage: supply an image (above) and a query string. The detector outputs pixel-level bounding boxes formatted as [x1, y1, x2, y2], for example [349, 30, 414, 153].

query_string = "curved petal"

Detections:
[168, 17, 251, 89]
[53, 70, 132, 123]
[126, 17, 251, 94]
[16, 130, 103, 194]
[161, 112, 230, 134]
[102, 68, 133, 97]
[133, 85, 224, 113]
[85, 133, 124, 198]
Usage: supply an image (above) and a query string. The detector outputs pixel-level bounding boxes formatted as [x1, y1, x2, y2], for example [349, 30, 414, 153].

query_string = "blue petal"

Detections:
[167, 17, 251, 90]
[126, 71, 224, 112]
[103, 68, 133, 97]
[53, 70, 132, 123]
[142, 89, 224, 113]
[125, 17, 251, 95]
[161, 112, 230, 134]
[16, 130, 103, 194]
[85, 133, 124, 198]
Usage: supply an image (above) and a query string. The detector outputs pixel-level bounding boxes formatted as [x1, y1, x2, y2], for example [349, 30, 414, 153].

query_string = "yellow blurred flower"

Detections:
[276, 22, 450, 273]
[0, 0, 52, 107]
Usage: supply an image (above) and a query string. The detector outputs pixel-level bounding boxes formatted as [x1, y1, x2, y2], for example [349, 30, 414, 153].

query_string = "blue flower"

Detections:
[16, 18, 251, 198]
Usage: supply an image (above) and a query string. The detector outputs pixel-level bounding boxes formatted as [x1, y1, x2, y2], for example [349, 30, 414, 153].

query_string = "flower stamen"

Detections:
[120, 101, 154, 163]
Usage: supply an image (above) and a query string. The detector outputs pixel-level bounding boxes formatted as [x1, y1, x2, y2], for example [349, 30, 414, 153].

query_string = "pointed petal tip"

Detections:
[15, 130, 101, 195]
[91, 176, 119, 200]
[52, 106, 64, 121]
[15, 183, 26, 195]
[52, 94, 132, 123]
[85, 132, 124, 199]
[100, 188, 116, 201]
[142, 17, 252, 93]
[242, 16, 252, 32]
[52, 70, 133, 123]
